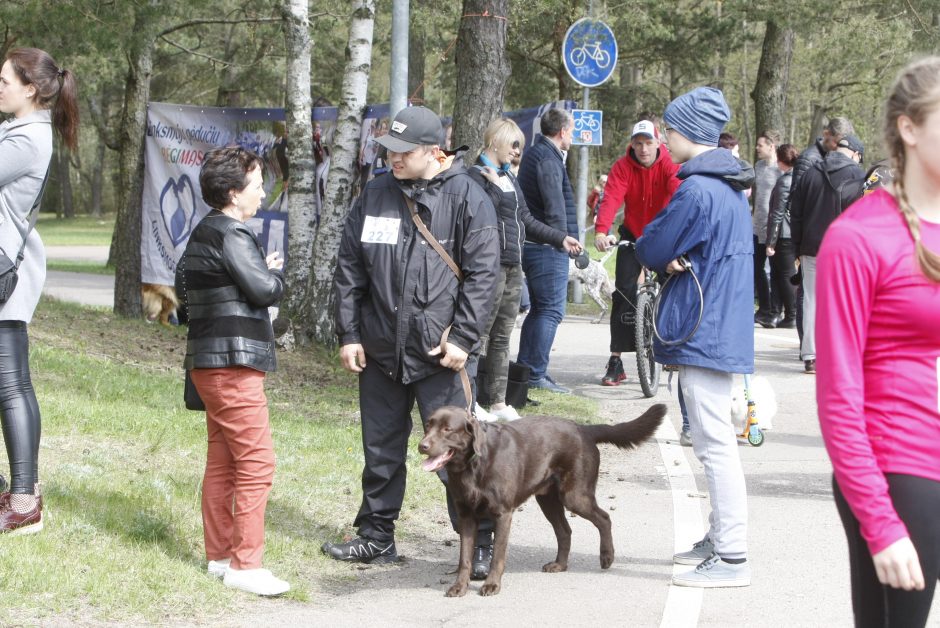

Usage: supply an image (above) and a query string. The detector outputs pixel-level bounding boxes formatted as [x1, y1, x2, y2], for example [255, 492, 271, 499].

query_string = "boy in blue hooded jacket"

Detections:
[636, 87, 755, 588]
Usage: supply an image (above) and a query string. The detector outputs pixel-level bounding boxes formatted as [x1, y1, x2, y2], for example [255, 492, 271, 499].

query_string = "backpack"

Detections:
[815, 159, 864, 214]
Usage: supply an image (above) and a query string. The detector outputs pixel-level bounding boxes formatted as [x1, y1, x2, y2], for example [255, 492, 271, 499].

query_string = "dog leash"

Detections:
[404, 192, 473, 415]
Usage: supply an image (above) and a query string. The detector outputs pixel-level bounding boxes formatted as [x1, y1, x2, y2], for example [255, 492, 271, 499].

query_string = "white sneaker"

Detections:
[490, 405, 521, 421]
[207, 558, 231, 578]
[474, 403, 498, 422]
[223, 567, 291, 596]
[672, 554, 751, 588]
[673, 536, 713, 565]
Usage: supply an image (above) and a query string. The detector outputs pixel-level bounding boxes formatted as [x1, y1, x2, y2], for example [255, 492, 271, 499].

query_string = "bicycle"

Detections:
[570, 41, 612, 69]
[634, 266, 661, 398]
[601, 239, 661, 398]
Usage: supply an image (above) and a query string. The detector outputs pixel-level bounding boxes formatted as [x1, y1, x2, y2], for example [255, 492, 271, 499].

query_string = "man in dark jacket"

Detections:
[325, 106, 500, 575]
[636, 86, 755, 589]
[515, 108, 577, 393]
[790, 134, 864, 373]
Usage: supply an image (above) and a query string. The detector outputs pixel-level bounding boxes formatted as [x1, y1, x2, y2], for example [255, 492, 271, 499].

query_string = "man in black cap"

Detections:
[790, 133, 865, 374]
[325, 106, 500, 577]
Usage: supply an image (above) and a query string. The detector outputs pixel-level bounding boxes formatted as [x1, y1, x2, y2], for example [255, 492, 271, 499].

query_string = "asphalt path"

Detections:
[39, 248, 939, 626]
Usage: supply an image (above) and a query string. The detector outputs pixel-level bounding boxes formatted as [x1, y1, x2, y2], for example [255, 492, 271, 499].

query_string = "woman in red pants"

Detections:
[176, 146, 288, 596]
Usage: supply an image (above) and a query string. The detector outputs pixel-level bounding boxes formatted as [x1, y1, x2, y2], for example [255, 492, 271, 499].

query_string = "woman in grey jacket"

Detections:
[0, 47, 78, 534]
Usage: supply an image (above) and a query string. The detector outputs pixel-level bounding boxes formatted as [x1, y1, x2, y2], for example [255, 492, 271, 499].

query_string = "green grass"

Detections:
[37, 214, 115, 246]
[1, 298, 599, 624]
[46, 260, 114, 275]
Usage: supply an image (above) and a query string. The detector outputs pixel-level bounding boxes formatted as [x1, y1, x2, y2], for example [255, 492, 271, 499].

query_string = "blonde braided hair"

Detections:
[884, 56, 940, 282]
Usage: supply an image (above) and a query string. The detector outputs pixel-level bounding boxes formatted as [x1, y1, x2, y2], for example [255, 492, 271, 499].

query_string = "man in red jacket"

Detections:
[594, 120, 681, 385]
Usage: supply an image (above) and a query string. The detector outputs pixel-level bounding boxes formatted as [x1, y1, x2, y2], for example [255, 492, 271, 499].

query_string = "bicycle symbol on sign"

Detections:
[574, 115, 600, 133]
[570, 41, 612, 69]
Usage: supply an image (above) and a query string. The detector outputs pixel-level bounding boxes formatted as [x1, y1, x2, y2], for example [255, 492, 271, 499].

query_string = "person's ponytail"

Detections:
[52, 68, 79, 152]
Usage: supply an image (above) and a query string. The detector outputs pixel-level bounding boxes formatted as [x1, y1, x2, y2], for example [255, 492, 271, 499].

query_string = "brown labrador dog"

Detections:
[419, 404, 667, 597]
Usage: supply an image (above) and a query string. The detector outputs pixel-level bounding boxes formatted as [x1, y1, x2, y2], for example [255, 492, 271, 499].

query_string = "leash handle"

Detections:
[440, 325, 474, 415]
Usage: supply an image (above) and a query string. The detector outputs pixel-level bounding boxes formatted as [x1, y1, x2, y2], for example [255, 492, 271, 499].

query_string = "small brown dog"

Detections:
[141, 283, 179, 326]
[419, 404, 667, 597]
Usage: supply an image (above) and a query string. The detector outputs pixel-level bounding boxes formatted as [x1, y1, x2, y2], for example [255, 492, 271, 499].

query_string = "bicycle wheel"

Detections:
[635, 286, 661, 398]
[571, 47, 587, 67]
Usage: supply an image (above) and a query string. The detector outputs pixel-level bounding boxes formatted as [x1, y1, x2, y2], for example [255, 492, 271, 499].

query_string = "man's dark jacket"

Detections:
[789, 139, 827, 203]
[790, 151, 864, 257]
[176, 211, 284, 372]
[515, 134, 578, 239]
[467, 160, 568, 266]
[334, 160, 499, 384]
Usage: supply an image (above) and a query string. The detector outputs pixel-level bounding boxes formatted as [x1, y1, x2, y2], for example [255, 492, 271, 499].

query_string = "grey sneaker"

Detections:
[679, 428, 692, 447]
[673, 536, 714, 565]
[673, 554, 751, 588]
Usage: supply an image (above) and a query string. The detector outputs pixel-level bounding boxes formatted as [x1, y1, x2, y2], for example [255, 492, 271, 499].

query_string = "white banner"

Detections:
[141, 100, 574, 286]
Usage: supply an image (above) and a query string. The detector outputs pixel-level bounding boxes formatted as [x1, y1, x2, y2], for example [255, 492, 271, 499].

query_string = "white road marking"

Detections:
[656, 417, 705, 628]
[755, 331, 800, 345]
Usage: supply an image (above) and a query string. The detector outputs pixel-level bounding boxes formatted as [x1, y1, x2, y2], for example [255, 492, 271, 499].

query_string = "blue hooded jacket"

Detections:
[635, 148, 755, 374]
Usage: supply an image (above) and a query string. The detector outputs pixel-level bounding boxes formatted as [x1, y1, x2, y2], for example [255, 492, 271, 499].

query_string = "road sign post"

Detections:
[562, 18, 617, 303]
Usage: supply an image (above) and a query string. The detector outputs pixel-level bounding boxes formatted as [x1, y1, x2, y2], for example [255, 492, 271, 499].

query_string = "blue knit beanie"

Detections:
[663, 87, 731, 147]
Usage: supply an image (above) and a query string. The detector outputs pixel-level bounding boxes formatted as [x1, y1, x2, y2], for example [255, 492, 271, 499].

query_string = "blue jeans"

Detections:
[517, 243, 568, 382]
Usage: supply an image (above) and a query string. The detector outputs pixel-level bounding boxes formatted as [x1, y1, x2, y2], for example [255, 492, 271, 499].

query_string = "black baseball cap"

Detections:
[837, 135, 865, 157]
[374, 106, 444, 153]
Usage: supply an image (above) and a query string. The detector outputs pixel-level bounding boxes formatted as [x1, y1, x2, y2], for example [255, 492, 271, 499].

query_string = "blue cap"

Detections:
[663, 87, 731, 147]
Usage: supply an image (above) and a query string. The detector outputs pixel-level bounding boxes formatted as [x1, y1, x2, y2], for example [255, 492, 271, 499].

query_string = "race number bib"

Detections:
[361, 216, 400, 245]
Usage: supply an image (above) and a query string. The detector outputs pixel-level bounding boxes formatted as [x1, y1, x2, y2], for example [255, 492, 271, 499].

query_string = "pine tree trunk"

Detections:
[57, 148, 75, 218]
[111, 1, 162, 315]
[452, 0, 510, 157]
[751, 20, 794, 140]
[407, 3, 426, 106]
[91, 139, 105, 218]
[281, 0, 317, 318]
[302, 0, 375, 347]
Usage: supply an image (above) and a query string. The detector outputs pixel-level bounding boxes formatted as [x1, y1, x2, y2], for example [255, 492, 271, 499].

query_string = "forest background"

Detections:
[2, 0, 938, 344]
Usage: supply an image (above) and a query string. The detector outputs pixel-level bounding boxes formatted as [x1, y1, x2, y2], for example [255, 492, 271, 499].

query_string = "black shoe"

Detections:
[777, 316, 796, 329]
[755, 313, 777, 329]
[601, 356, 626, 386]
[321, 536, 399, 564]
[471, 544, 493, 580]
[0, 475, 6, 494]
[804, 359, 816, 374]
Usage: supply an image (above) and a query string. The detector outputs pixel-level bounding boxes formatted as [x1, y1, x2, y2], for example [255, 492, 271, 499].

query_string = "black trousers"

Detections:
[610, 225, 641, 353]
[768, 238, 797, 320]
[753, 235, 775, 315]
[833, 474, 940, 627]
[355, 360, 493, 545]
[0, 322, 41, 494]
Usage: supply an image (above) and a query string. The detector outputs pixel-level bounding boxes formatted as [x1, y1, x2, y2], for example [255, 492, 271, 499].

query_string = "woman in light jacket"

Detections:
[0, 47, 79, 534]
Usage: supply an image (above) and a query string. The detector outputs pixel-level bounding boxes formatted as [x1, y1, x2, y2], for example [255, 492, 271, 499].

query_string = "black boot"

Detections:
[471, 543, 494, 580]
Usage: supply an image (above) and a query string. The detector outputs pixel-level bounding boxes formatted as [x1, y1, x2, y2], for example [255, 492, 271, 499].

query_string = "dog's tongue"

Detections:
[422, 449, 454, 472]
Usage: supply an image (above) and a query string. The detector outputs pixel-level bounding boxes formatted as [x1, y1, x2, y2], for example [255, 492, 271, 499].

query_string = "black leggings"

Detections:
[0, 321, 41, 494]
[610, 225, 641, 353]
[833, 474, 940, 627]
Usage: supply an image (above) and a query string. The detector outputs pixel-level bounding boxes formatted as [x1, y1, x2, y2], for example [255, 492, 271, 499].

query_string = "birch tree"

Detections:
[281, 0, 316, 317]
[300, 0, 375, 346]
[452, 0, 510, 155]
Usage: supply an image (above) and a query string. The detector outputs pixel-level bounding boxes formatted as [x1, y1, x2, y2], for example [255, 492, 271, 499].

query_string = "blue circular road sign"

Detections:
[562, 18, 618, 88]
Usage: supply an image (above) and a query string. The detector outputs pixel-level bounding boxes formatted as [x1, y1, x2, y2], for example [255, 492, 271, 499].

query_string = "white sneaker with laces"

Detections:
[490, 405, 521, 421]
[207, 558, 231, 578]
[672, 553, 751, 588]
[223, 567, 291, 596]
[673, 536, 714, 565]
[474, 403, 498, 422]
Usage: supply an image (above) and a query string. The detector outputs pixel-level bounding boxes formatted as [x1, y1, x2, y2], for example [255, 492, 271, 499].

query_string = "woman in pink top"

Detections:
[817, 57, 940, 627]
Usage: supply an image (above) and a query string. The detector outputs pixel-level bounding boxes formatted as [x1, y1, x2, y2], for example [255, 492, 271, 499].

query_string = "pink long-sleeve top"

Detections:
[816, 188, 940, 556]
